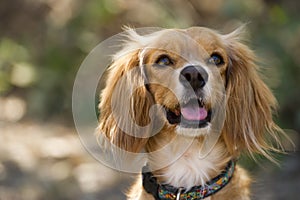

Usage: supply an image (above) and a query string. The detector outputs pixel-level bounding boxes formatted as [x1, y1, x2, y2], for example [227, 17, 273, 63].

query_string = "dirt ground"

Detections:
[0, 120, 299, 200]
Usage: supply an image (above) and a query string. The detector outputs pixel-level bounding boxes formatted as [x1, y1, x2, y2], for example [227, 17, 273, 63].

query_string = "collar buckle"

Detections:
[176, 187, 184, 200]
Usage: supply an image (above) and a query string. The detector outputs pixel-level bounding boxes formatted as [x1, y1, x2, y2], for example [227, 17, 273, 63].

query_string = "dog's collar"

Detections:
[142, 160, 235, 200]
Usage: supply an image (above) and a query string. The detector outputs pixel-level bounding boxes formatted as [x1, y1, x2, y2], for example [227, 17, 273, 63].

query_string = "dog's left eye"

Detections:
[208, 54, 224, 66]
[155, 55, 173, 66]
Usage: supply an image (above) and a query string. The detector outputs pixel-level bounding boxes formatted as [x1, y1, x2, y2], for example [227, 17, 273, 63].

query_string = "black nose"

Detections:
[180, 65, 208, 90]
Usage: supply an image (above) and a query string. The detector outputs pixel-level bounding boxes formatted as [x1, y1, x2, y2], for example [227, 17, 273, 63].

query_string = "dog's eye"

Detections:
[155, 55, 173, 66]
[208, 54, 224, 66]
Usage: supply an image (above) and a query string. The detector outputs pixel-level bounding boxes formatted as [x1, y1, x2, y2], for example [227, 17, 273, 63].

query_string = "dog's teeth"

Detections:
[199, 98, 205, 107]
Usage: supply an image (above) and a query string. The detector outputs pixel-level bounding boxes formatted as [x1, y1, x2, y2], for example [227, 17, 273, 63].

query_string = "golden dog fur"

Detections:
[98, 26, 287, 200]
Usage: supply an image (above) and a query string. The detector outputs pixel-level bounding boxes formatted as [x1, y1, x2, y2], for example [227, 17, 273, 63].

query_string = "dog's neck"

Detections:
[146, 134, 232, 190]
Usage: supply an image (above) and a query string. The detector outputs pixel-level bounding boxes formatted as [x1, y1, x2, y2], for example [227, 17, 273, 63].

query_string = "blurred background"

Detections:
[0, 0, 299, 199]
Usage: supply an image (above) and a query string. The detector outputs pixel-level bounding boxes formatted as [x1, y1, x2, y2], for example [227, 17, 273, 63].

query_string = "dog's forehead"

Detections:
[185, 27, 221, 41]
[148, 28, 225, 56]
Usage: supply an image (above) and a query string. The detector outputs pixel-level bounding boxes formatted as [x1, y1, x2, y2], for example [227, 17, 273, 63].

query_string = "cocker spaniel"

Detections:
[97, 26, 287, 200]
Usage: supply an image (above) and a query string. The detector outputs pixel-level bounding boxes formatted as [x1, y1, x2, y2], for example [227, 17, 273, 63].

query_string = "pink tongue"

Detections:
[181, 106, 207, 121]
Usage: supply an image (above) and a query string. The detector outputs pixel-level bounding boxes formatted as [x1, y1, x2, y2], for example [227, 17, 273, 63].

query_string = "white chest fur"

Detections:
[149, 137, 230, 190]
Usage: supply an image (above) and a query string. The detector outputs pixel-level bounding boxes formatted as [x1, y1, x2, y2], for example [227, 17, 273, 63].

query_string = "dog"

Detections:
[97, 26, 287, 200]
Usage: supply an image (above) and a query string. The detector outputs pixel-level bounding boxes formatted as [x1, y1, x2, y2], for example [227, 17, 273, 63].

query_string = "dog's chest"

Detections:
[154, 140, 227, 190]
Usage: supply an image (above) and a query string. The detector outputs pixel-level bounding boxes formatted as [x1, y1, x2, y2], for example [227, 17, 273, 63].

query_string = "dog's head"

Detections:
[98, 27, 285, 159]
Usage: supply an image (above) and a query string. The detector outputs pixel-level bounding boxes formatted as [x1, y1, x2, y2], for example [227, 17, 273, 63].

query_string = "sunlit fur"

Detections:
[97, 26, 288, 200]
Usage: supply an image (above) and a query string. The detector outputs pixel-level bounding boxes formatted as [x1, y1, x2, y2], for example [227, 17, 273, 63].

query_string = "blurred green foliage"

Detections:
[0, 0, 299, 132]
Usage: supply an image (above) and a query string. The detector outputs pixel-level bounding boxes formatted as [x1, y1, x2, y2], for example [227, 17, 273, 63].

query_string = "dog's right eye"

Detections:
[155, 55, 173, 66]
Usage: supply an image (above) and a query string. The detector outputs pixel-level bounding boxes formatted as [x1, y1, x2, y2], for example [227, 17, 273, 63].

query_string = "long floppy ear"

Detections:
[222, 28, 285, 160]
[97, 48, 153, 153]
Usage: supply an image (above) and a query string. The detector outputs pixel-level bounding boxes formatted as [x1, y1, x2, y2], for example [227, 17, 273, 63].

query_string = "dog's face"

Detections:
[140, 28, 229, 136]
[98, 26, 284, 158]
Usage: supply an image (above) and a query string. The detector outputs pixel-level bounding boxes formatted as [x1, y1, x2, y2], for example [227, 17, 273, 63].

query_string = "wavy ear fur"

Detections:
[98, 48, 153, 153]
[222, 28, 285, 160]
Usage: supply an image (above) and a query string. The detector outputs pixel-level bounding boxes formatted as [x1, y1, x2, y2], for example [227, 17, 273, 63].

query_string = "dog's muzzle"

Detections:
[165, 65, 211, 128]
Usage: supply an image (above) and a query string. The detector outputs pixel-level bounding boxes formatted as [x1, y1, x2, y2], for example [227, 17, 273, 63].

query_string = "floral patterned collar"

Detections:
[142, 160, 235, 200]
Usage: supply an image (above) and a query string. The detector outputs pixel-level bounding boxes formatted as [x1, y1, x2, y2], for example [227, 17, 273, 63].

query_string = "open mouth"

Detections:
[165, 98, 212, 128]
